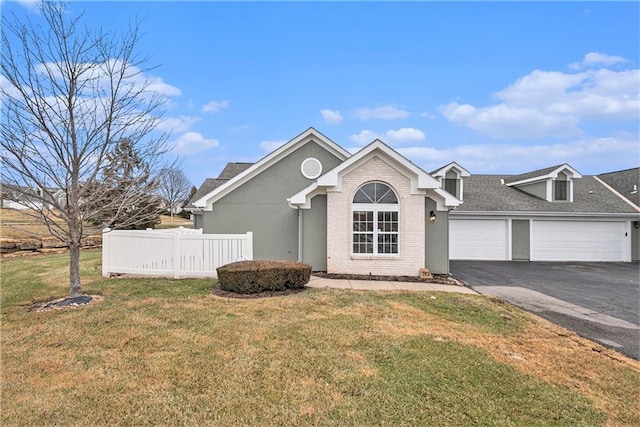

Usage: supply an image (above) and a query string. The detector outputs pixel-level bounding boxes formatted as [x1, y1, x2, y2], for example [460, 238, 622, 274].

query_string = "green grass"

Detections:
[1, 250, 639, 426]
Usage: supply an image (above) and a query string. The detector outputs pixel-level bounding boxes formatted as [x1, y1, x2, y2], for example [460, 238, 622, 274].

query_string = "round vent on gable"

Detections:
[301, 157, 322, 179]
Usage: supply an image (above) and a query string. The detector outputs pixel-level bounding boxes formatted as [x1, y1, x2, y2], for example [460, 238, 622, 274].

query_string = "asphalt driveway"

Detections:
[450, 261, 640, 360]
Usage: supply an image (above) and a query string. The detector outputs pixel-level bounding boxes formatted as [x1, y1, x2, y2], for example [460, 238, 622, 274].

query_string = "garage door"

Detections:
[531, 221, 628, 262]
[450, 219, 509, 260]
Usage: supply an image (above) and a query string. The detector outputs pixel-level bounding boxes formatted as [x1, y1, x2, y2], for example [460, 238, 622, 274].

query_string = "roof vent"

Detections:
[301, 157, 322, 179]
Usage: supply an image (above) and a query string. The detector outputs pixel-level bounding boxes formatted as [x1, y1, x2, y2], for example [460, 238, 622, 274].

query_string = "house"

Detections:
[0, 184, 65, 210]
[596, 167, 640, 261]
[186, 128, 640, 275]
[187, 128, 457, 275]
[448, 165, 640, 262]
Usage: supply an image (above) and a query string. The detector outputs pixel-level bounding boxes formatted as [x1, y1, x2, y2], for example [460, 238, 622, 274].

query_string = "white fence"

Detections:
[101, 228, 253, 279]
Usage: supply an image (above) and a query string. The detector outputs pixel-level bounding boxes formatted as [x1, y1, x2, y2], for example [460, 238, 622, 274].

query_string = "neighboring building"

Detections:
[448, 165, 640, 262]
[186, 128, 640, 274]
[0, 185, 65, 210]
[596, 167, 640, 261]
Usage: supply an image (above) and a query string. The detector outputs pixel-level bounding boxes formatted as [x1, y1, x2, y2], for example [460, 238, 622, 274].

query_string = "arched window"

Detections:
[352, 182, 399, 254]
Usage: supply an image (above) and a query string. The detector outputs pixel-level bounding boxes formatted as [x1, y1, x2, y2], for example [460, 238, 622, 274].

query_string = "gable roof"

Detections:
[597, 167, 639, 208]
[217, 162, 253, 180]
[504, 163, 581, 186]
[191, 128, 350, 210]
[453, 174, 640, 215]
[289, 139, 460, 209]
[431, 162, 471, 178]
[187, 179, 226, 208]
[186, 163, 254, 209]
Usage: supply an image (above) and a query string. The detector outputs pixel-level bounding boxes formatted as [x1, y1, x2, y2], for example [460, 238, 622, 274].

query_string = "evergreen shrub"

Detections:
[216, 260, 312, 294]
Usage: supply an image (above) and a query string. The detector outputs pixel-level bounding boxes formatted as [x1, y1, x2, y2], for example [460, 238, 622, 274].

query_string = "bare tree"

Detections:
[156, 166, 192, 218]
[1, 2, 170, 297]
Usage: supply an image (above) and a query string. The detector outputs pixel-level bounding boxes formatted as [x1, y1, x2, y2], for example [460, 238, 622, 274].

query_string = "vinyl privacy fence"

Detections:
[101, 228, 253, 278]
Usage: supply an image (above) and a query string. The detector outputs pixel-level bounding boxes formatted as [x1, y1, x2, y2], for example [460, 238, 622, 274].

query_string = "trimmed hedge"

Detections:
[216, 260, 312, 294]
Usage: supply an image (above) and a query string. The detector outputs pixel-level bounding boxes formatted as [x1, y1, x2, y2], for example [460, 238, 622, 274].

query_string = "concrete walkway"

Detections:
[307, 275, 477, 294]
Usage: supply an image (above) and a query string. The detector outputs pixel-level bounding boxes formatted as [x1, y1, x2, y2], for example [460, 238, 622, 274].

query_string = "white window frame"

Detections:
[351, 182, 400, 256]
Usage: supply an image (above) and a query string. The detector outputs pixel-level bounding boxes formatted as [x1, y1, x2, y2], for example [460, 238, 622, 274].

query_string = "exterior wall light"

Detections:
[429, 211, 436, 223]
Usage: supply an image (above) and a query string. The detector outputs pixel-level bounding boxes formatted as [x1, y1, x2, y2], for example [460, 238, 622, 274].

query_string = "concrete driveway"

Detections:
[450, 261, 640, 360]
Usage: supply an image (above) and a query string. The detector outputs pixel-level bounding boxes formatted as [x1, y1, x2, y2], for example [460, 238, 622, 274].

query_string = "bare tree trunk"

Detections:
[1, 2, 172, 298]
[68, 241, 83, 297]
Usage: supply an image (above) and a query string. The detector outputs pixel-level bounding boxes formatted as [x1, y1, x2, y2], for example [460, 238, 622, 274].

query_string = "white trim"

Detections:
[290, 139, 461, 209]
[450, 211, 640, 220]
[505, 163, 582, 187]
[594, 176, 640, 212]
[431, 162, 471, 178]
[352, 205, 400, 256]
[351, 182, 400, 256]
[193, 128, 350, 210]
[301, 157, 323, 179]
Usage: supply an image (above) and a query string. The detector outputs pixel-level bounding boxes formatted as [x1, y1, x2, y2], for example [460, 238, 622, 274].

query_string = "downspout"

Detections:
[297, 208, 303, 262]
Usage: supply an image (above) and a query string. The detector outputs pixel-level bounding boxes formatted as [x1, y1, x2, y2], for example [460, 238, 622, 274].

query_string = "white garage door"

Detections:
[450, 219, 509, 260]
[531, 221, 628, 262]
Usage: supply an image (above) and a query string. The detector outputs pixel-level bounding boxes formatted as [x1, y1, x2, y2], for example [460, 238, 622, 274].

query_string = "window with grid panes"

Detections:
[352, 182, 399, 254]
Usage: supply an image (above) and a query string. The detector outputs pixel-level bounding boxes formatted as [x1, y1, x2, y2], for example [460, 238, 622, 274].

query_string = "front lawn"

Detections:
[1, 250, 638, 425]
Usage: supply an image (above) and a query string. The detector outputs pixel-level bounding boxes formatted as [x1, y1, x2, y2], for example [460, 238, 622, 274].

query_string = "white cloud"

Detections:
[350, 130, 381, 145]
[147, 77, 181, 97]
[172, 132, 219, 154]
[421, 111, 436, 119]
[398, 133, 639, 174]
[386, 127, 426, 143]
[4, 0, 41, 12]
[0, 75, 23, 99]
[33, 59, 181, 98]
[320, 109, 343, 124]
[495, 70, 586, 106]
[202, 100, 230, 113]
[350, 127, 426, 145]
[259, 140, 286, 152]
[156, 115, 200, 133]
[569, 52, 631, 70]
[440, 102, 580, 139]
[440, 63, 639, 139]
[353, 105, 410, 120]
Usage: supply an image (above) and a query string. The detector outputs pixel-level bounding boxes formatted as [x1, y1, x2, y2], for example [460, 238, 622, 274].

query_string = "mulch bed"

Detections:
[211, 271, 464, 299]
[26, 294, 103, 312]
[313, 272, 464, 286]
[211, 283, 308, 299]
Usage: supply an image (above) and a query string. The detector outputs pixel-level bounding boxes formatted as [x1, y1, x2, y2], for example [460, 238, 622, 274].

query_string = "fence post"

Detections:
[173, 231, 181, 279]
[245, 231, 253, 260]
[102, 228, 111, 277]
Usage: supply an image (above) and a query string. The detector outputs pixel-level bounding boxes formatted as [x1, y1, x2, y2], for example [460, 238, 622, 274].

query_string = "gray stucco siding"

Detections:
[517, 181, 547, 199]
[205, 202, 299, 261]
[301, 195, 328, 271]
[201, 140, 343, 262]
[425, 198, 449, 274]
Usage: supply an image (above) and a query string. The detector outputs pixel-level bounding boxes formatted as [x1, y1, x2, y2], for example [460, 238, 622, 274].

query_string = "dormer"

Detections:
[431, 162, 471, 201]
[504, 164, 582, 202]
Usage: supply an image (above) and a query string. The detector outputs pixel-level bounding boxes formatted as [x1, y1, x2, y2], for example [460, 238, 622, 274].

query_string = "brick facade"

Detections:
[326, 156, 426, 276]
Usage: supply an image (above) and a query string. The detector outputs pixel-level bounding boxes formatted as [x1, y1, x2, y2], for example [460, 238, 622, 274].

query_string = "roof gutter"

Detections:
[449, 211, 640, 219]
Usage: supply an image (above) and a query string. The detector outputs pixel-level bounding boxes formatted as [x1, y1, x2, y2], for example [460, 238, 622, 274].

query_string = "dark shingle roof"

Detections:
[503, 164, 565, 184]
[598, 168, 639, 208]
[186, 163, 255, 209]
[217, 163, 253, 180]
[455, 175, 639, 214]
[187, 178, 226, 208]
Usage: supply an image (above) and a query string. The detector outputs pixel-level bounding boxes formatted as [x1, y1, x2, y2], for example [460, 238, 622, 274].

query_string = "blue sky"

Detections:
[3, 1, 639, 188]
